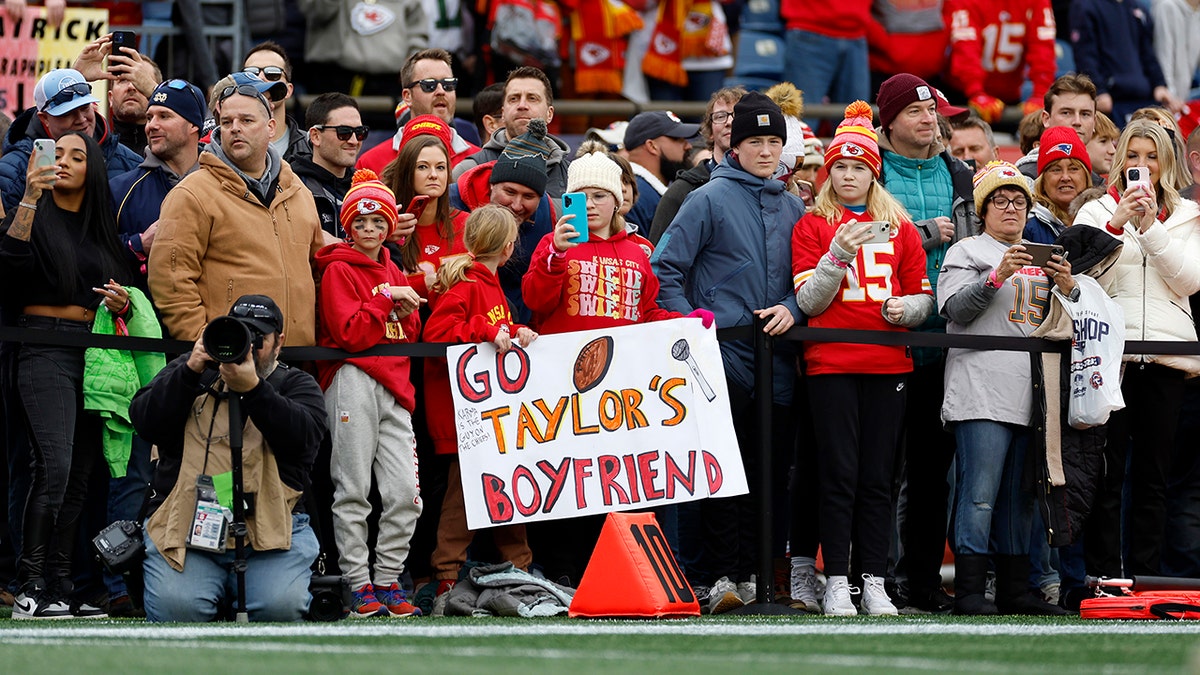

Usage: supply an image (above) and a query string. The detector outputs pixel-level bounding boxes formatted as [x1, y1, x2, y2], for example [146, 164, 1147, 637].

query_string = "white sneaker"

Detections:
[706, 576, 744, 615]
[736, 575, 757, 604]
[789, 563, 822, 613]
[12, 589, 71, 620]
[860, 574, 899, 616]
[823, 576, 857, 616]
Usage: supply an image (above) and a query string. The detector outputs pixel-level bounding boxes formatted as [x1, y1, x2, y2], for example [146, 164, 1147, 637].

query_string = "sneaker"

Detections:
[691, 584, 711, 613]
[1037, 582, 1061, 606]
[71, 599, 109, 619]
[12, 587, 72, 620]
[860, 574, 899, 616]
[789, 563, 822, 613]
[348, 583, 388, 618]
[706, 576, 744, 615]
[736, 575, 757, 604]
[431, 579, 456, 618]
[376, 582, 422, 617]
[823, 576, 858, 616]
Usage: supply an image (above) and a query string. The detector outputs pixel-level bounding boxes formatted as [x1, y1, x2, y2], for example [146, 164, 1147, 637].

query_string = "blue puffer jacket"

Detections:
[652, 159, 805, 405]
[0, 107, 143, 212]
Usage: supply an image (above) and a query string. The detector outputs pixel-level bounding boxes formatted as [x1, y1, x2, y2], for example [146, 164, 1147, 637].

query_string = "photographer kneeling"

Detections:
[130, 295, 328, 622]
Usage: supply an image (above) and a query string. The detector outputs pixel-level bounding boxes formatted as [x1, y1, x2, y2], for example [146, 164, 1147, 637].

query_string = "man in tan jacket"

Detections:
[148, 83, 324, 345]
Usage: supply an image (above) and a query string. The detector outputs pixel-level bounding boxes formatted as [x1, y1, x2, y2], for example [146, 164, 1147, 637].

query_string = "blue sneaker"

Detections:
[348, 584, 388, 618]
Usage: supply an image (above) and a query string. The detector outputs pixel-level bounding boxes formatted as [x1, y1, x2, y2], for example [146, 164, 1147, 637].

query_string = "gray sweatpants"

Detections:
[326, 365, 422, 589]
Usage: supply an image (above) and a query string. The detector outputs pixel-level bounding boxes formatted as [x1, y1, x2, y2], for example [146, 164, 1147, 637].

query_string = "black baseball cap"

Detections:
[623, 111, 700, 151]
[229, 294, 283, 335]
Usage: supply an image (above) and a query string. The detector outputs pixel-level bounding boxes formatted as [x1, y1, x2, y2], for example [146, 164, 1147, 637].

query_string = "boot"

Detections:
[16, 499, 55, 588]
[994, 554, 1070, 616]
[952, 554, 998, 615]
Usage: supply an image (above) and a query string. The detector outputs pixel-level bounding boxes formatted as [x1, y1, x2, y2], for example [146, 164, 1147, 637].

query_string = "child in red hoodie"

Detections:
[423, 204, 538, 610]
[522, 149, 688, 334]
[315, 170, 425, 618]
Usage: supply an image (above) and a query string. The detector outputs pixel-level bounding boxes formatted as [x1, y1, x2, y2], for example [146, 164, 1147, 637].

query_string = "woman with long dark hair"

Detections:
[381, 132, 467, 302]
[1, 131, 134, 619]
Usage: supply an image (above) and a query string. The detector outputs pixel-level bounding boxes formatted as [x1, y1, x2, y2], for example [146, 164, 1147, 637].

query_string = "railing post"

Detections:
[729, 317, 800, 614]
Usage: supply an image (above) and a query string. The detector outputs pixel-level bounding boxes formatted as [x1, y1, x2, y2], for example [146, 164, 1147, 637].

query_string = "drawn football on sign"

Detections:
[573, 336, 614, 393]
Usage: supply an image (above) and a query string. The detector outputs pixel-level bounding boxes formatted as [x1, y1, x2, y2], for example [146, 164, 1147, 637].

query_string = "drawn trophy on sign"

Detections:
[671, 339, 715, 402]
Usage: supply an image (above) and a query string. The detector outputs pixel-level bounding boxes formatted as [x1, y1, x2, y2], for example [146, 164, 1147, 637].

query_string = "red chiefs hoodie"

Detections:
[521, 228, 680, 335]
[314, 243, 422, 411]
[423, 262, 524, 455]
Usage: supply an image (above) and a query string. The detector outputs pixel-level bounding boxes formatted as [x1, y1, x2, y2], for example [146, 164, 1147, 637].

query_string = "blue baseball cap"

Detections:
[149, 79, 207, 130]
[34, 69, 100, 116]
[230, 71, 287, 102]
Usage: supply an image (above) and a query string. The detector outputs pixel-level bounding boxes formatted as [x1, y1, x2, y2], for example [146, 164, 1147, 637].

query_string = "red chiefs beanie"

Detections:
[824, 101, 882, 178]
[1037, 126, 1092, 175]
[399, 114, 453, 154]
[340, 169, 399, 238]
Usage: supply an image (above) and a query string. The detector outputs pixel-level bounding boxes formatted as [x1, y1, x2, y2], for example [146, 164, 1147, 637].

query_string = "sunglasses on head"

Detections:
[313, 124, 369, 141]
[405, 78, 457, 93]
[219, 84, 272, 112]
[43, 82, 93, 112]
[231, 302, 276, 324]
[242, 65, 285, 82]
[162, 79, 206, 113]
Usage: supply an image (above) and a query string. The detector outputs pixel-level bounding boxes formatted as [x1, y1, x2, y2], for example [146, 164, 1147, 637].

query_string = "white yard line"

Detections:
[0, 634, 1167, 674]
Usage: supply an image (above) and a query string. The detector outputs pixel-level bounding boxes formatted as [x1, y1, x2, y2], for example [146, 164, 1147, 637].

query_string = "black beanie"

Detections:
[490, 118, 550, 196]
[729, 91, 787, 149]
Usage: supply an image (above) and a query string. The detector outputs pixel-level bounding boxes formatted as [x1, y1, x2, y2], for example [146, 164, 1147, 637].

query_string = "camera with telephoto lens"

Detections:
[92, 519, 145, 574]
[203, 315, 265, 364]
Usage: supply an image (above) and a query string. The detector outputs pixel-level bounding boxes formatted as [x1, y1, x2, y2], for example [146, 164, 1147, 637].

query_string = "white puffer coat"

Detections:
[1075, 192, 1200, 374]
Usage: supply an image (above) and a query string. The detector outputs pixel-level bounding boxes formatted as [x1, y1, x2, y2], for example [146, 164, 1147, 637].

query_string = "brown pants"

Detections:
[431, 460, 533, 580]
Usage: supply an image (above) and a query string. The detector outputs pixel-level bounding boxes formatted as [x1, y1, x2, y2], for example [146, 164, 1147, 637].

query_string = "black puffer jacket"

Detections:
[1029, 225, 1124, 547]
[1030, 350, 1107, 547]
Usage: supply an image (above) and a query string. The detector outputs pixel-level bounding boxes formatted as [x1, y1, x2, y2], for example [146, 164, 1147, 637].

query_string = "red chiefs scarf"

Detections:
[570, 0, 644, 95]
[643, 0, 688, 86]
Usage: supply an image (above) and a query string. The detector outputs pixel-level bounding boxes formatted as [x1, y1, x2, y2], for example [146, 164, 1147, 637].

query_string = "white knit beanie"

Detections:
[567, 151, 625, 208]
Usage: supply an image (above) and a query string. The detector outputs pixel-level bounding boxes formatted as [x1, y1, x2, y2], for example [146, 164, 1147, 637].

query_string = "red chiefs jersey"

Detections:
[406, 210, 468, 301]
[944, 0, 1057, 103]
[792, 210, 932, 376]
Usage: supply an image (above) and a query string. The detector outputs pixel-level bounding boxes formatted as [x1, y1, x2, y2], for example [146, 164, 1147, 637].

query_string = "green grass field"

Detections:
[2, 613, 1198, 674]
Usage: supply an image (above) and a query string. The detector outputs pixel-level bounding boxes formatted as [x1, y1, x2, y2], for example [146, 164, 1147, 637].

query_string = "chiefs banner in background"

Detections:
[0, 7, 108, 116]
[450, 318, 746, 530]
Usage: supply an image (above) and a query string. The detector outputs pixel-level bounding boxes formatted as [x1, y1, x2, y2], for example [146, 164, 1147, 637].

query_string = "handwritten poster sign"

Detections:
[449, 318, 746, 529]
[0, 7, 109, 115]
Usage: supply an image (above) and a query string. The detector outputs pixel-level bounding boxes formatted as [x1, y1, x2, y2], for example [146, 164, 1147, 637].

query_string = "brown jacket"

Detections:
[148, 152, 324, 344]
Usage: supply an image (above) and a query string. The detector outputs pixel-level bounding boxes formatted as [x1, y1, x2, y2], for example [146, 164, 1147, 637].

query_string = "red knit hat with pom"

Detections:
[339, 169, 398, 239]
[823, 100, 882, 178]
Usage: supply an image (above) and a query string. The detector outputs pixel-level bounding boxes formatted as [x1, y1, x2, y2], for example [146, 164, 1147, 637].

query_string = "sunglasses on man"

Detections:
[405, 78, 457, 93]
[43, 82, 93, 112]
[312, 124, 370, 141]
[243, 65, 285, 82]
[218, 84, 272, 114]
